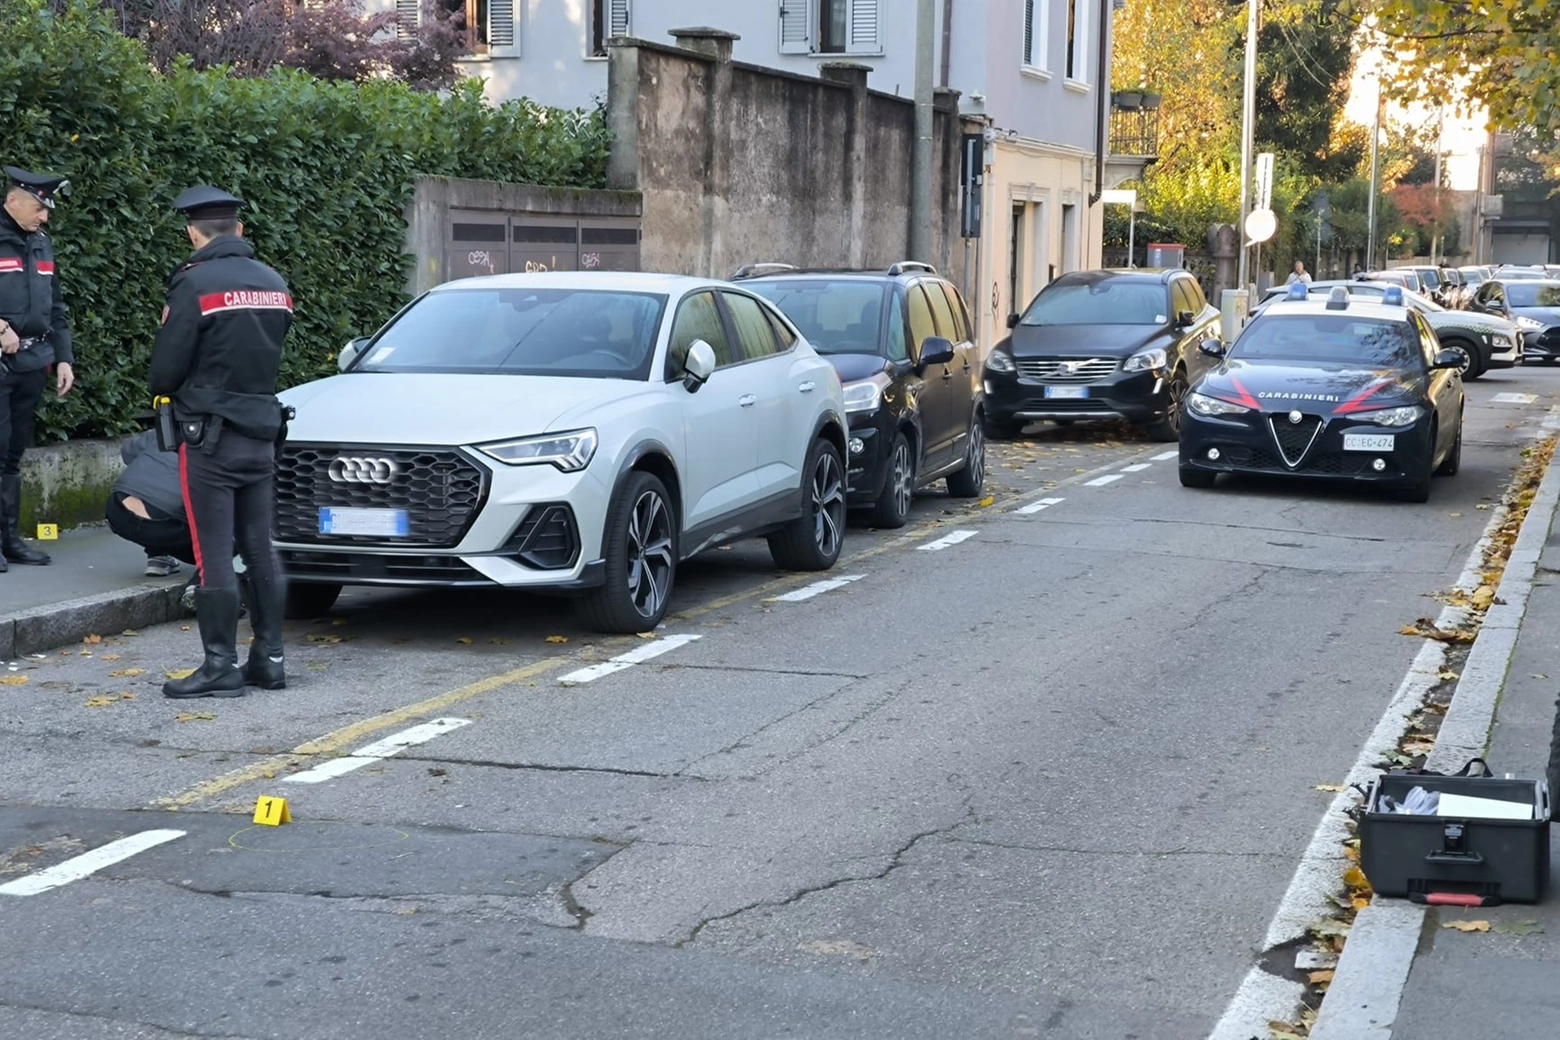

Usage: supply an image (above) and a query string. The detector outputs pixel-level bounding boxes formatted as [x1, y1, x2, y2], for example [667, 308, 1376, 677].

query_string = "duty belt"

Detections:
[16, 336, 46, 351]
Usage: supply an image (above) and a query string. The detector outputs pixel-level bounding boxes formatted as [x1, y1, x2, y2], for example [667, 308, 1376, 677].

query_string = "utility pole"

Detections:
[910, 0, 936, 263]
[1366, 80, 1382, 269]
[1236, 0, 1259, 292]
[1431, 105, 1444, 264]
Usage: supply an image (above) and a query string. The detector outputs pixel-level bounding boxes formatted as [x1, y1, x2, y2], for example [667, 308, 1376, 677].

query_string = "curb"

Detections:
[1309, 441, 1560, 1040]
[0, 581, 188, 660]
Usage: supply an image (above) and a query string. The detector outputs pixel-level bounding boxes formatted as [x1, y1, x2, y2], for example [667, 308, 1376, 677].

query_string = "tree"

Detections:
[1366, 0, 1560, 135]
[1253, 0, 1359, 181]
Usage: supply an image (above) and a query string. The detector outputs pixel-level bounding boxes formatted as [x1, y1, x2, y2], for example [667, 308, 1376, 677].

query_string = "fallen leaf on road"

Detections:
[427, 767, 447, 777]
[101, 654, 121, 661]
[110, 669, 144, 678]
[174, 712, 216, 722]
[0, 676, 27, 686]
[122, 629, 140, 637]
[1448, 512, 1463, 518]
[1314, 784, 1345, 792]
[82, 634, 102, 645]
[977, 496, 995, 507]
[454, 636, 473, 644]
[1492, 920, 1544, 936]
[1267, 1022, 1307, 1040]
[306, 661, 329, 672]
[395, 906, 418, 915]
[636, 632, 656, 639]
[1307, 970, 1335, 985]
[306, 634, 346, 644]
[545, 635, 569, 644]
[164, 668, 195, 680]
[180, 625, 191, 632]
[84, 696, 118, 707]
[1403, 738, 1436, 755]
[1443, 919, 1490, 932]
[1533, 673, 1548, 680]
[1438, 669, 1459, 681]
[1477, 503, 1491, 510]
[1343, 866, 1372, 893]
[1471, 585, 1496, 610]
[1400, 620, 1474, 643]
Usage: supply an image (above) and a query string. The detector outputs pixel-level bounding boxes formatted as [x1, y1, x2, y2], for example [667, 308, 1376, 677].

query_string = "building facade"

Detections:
[388, 0, 1117, 342]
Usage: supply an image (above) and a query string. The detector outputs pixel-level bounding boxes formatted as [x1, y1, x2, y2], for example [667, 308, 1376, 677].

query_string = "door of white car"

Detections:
[719, 290, 812, 503]
[665, 291, 763, 531]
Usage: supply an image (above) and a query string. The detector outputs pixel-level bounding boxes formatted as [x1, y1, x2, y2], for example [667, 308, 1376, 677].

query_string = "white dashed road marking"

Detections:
[1153, 450, 1180, 461]
[773, 575, 866, 602]
[282, 718, 473, 784]
[1491, 392, 1538, 404]
[558, 633, 704, 685]
[0, 829, 186, 897]
[916, 530, 979, 551]
[1084, 473, 1124, 487]
[1015, 497, 1065, 515]
[1122, 463, 1151, 473]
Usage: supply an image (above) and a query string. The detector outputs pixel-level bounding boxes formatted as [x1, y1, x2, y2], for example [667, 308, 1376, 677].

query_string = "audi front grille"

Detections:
[1015, 357, 1119, 383]
[276, 444, 489, 549]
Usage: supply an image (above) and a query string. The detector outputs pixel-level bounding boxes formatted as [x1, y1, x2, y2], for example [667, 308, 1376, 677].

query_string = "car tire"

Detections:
[577, 471, 678, 634]
[283, 582, 342, 620]
[1397, 424, 1436, 502]
[1436, 417, 1463, 477]
[1147, 371, 1189, 443]
[1445, 340, 1481, 380]
[870, 431, 914, 529]
[769, 438, 846, 572]
[984, 416, 1026, 441]
[946, 411, 987, 498]
[1179, 466, 1217, 489]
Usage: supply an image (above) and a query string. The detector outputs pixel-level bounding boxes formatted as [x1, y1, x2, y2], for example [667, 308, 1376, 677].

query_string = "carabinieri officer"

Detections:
[151, 186, 291, 699]
[0, 164, 77, 569]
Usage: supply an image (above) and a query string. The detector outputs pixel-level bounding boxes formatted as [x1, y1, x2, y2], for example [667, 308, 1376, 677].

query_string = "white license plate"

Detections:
[319, 507, 410, 537]
[1044, 386, 1088, 399]
[1343, 434, 1395, 452]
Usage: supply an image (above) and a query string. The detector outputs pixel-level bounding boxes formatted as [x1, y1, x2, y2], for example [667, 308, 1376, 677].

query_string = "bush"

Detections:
[1, 0, 611, 442]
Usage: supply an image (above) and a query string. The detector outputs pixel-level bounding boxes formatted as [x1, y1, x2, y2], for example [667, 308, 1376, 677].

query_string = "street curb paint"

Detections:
[1307, 441, 1560, 1040]
[1210, 440, 1559, 1040]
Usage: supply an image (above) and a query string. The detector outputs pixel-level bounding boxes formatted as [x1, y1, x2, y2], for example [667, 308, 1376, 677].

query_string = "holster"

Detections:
[153, 397, 179, 452]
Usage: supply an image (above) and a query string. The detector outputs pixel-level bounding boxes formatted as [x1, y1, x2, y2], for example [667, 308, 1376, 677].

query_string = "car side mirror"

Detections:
[1198, 337, 1227, 359]
[1175, 309, 1195, 328]
[917, 336, 956, 370]
[338, 337, 370, 372]
[1432, 348, 1465, 371]
[682, 339, 716, 392]
[1006, 313, 1021, 329]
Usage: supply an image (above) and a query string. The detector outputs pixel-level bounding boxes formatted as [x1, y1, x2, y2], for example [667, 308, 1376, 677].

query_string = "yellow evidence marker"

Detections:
[35, 523, 58, 540]
[252, 795, 292, 827]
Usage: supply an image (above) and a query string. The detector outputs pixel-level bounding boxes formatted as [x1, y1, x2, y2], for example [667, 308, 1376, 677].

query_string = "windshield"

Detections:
[354, 288, 666, 378]
[1232, 314, 1422, 368]
[747, 280, 886, 355]
[1416, 269, 1441, 289]
[1020, 281, 1169, 326]
[1460, 269, 1485, 285]
[1506, 283, 1560, 308]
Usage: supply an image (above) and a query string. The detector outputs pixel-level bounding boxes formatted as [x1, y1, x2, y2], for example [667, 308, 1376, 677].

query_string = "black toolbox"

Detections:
[1358, 768, 1552, 906]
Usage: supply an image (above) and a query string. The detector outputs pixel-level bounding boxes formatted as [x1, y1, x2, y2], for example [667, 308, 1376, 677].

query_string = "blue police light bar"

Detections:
[1382, 285, 1404, 306]
[1286, 281, 1309, 300]
[1325, 285, 1351, 310]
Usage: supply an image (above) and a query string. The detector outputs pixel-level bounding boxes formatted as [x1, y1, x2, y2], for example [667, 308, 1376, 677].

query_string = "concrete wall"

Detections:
[19, 438, 125, 533]
[606, 31, 972, 291]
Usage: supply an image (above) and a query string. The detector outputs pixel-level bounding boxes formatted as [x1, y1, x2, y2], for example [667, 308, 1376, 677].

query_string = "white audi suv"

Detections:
[274, 272, 849, 633]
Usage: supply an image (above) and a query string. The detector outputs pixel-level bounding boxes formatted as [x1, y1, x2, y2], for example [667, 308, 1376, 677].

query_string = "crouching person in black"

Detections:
[150, 186, 290, 699]
[106, 428, 197, 574]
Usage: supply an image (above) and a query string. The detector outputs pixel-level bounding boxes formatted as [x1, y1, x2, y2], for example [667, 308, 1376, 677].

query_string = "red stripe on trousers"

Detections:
[178, 443, 205, 586]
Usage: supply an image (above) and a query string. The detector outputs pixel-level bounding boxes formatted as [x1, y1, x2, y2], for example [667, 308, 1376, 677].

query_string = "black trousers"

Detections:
[0, 367, 47, 475]
[178, 433, 279, 594]
[105, 494, 196, 566]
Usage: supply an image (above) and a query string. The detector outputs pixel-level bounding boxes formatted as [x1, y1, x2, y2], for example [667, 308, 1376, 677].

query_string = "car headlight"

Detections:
[985, 349, 1017, 374]
[1186, 391, 1251, 417]
[1355, 405, 1424, 427]
[1516, 315, 1545, 331]
[842, 372, 893, 415]
[1124, 346, 1168, 373]
[1489, 333, 1514, 348]
[476, 428, 598, 471]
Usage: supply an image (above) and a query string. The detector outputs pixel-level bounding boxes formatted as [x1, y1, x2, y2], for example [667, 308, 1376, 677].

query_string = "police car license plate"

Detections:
[1343, 434, 1395, 452]
[1044, 386, 1088, 399]
[319, 507, 410, 537]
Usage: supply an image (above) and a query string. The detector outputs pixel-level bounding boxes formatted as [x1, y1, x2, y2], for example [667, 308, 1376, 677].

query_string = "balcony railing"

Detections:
[1109, 92, 1160, 158]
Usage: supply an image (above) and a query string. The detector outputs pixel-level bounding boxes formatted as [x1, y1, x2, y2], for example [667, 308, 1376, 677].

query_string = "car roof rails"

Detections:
[887, 260, 938, 276]
[730, 262, 798, 280]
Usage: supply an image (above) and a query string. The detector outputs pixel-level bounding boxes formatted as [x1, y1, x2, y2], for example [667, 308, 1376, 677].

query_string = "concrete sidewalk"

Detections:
[0, 525, 188, 659]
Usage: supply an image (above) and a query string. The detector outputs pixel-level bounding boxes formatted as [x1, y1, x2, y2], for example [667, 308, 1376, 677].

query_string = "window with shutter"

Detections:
[396, 0, 420, 40]
[846, 0, 879, 54]
[1023, 0, 1050, 71]
[778, 0, 811, 54]
[488, 0, 515, 52]
[609, 0, 630, 36]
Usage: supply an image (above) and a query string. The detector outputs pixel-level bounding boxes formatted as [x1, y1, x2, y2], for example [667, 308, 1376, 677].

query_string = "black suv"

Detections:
[983, 269, 1223, 441]
[736, 261, 986, 528]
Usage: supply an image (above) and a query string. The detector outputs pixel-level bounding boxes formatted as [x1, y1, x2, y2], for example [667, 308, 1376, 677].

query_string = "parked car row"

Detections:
[273, 264, 989, 635]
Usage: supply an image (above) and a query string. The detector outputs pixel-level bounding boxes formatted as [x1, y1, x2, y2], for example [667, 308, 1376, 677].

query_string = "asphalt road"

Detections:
[3, 370, 1559, 1039]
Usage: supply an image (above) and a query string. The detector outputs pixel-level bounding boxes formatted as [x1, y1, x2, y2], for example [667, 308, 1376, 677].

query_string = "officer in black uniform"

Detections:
[0, 165, 77, 569]
[151, 186, 291, 699]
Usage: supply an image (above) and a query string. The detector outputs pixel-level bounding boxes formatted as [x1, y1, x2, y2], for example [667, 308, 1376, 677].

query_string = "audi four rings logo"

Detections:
[328, 457, 399, 484]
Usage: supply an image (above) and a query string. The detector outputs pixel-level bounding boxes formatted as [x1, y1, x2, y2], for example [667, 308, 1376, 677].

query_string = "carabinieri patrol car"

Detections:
[1178, 283, 1465, 502]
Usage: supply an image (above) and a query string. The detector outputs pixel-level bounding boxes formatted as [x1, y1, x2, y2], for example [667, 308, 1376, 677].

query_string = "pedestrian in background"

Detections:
[1285, 260, 1312, 286]
[0, 164, 77, 569]
[151, 186, 291, 699]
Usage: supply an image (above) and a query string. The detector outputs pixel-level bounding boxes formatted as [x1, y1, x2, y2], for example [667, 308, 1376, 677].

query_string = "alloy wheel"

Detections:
[625, 488, 674, 619]
[1449, 344, 1473, 375]
[1165, 376, 1188, 435]
[890, 440, 913, 518]
[965, 421, 985, 488]
[811, 451, 846, 558]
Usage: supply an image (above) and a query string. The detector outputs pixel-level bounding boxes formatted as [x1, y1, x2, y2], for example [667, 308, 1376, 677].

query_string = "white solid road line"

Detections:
[1152, 450, 1179, 461]
[1083, 473, 1124, 487]
[916, 529, 978, 551]
[1015, 497, 1065, 515]
[1121, 463, 1151, 473]
[0, 829, 186, 897]
[1491, 391, 1539, 404]
[773, 575, 866, 602]
[558, 633, 704, 685]
[283, 717, 473, 785]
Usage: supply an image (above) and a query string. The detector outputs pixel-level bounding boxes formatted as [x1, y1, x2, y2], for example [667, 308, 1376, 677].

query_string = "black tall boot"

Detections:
[240, 571, 286, 690]
[163, 587, 245, 699]
[0, 475, 49, 566]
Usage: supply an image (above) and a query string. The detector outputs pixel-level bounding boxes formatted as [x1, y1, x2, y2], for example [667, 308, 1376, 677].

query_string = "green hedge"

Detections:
[1, 0, 611, 442]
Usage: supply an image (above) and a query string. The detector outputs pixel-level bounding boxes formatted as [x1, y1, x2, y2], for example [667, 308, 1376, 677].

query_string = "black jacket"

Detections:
[114, 429, 184, 521]
[149, 236, 290, 441]
[0, 209, 73, 372]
